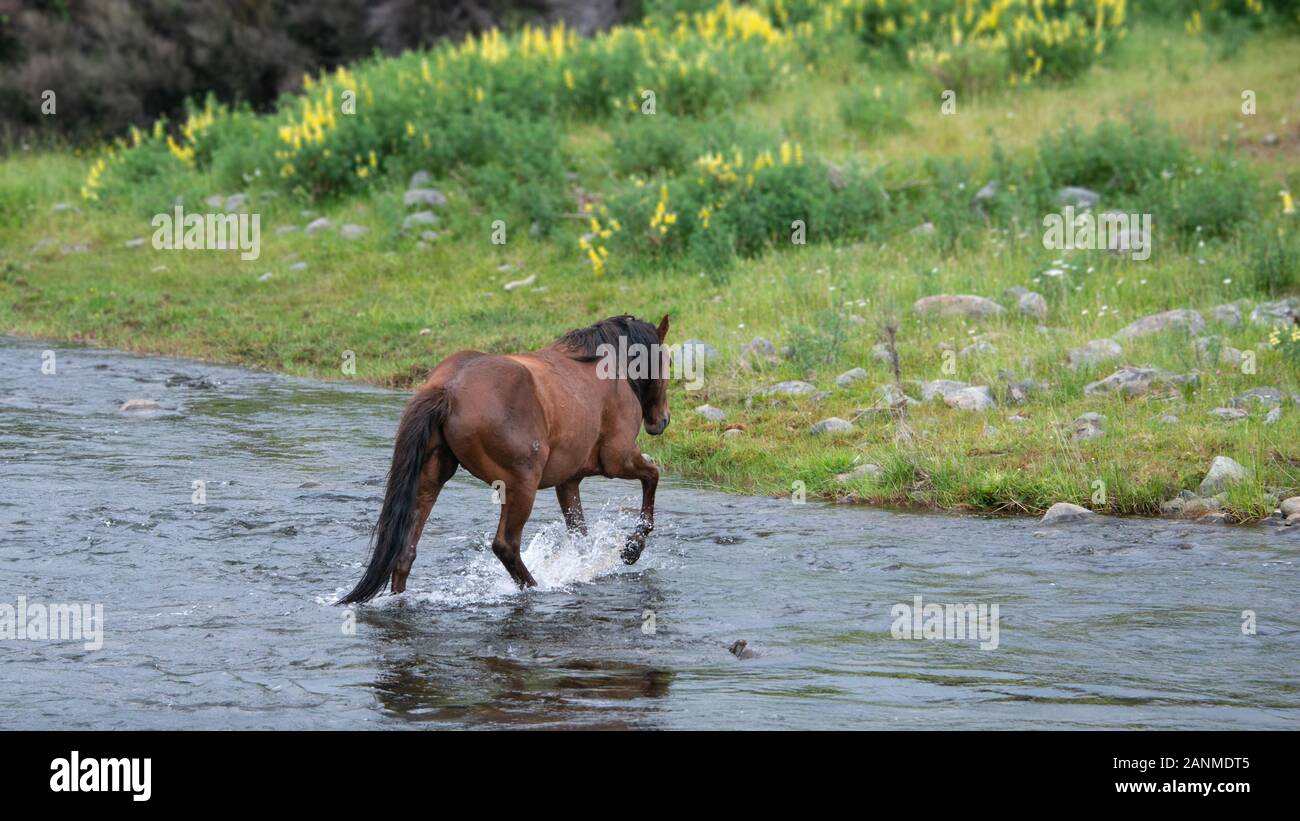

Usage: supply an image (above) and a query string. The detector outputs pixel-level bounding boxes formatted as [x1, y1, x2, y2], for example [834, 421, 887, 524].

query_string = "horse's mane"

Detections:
[555, 315, 663, 403]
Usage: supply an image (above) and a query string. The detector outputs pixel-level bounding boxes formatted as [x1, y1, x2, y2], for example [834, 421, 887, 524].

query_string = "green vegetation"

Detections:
[2, 1, 1298, 521]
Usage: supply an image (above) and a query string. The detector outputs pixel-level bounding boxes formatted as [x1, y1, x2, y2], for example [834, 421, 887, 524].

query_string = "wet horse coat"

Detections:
[341, 314, 671, 602]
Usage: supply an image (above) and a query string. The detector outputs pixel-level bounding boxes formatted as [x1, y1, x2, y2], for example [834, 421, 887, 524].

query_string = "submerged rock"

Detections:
[120, 399, 162, 413]
[1041, 502, 1095, 525]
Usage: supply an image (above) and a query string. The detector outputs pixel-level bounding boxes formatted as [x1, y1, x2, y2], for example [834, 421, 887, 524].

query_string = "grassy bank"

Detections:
[2, 4, 1299, 521]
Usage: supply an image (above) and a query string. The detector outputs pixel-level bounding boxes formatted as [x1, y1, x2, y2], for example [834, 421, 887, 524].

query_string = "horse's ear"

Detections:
[656, 313, 670, 341]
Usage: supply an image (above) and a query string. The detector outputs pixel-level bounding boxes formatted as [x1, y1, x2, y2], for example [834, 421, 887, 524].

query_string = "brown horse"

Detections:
[340, 314, 672, 603]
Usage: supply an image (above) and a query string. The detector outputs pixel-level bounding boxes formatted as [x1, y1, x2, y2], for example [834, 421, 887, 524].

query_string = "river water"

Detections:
[1, 336, 1296, 729]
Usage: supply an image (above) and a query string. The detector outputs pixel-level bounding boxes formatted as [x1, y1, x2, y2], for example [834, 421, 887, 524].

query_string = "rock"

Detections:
[404, 188, 448, 209]
[722, 428, 745, 438]
[1230, 387, 1283, 409]
[418, 328, 432, 336]
[1072, 414, 1105, 441]
[1113, 309, 1205, 341]
[420, 230, 439, 242]
[912, 294, 1005, 319]
[1280, 497, 1300, 517]
[944, 385, 995, 411]
[835, 368, 868, 387]
[1100, 209, 1147, 255]
[123, 237, 146, 248]
[60, 243, 89, 254]
[1017, 291, 1048, 319]
[257, 272, 273, 282]
[402, 211, 438, 231]
[880, 383, 917, 408]
[1198, 456, 1249, 495]
[921, 380, 969, 402]
[909, 222, 936, 236]
[810, 417, 854, 434]
[503, 274, 535, 292]
[1250, 299, 1298, 327]
[1004, 378, 1044, 405]
[1084, 366, 1178, 397]
[972, 180, 999, 209]
[1209, 407, 1247, 422]
[288, 262, 308, 271]
[1008, 414, 1027, 423]
[1193, 335, 1246, 366]
[1263, 132, 1280, 146]
[409, 170, 433, 188]
[1055, 186, 1101, 209]
[51, 202, 77, 213]
[204, 194, 224, 208]
[1068, 339, 1123, 370]
[1265, 407, 1282, 425]
[1211, 303, 1243, 326]
[340, 224, 369, 240]
[1041, 502, 1095, 525]
[741, 337, 777, 364]
[677, 340, 719, 373]
[120, 399, 162, 412]
[959, 341, 996, 357]
[836, 463, 882, 483]
[729, 639, 756, 660]
[304, 217, 333, 236]
[983, 424, 999, 437]
[225, 193, 246, 212]
[871, 342, 898, 368]
[275, 225, 300, 236]
[761, 380, 818, 397]
[695, 404, 726, 422]
[1158, 413, 1179, 424]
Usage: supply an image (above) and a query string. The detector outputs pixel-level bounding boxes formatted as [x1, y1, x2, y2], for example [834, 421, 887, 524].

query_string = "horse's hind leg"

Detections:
[391, 450, 457, 594]
[556, 479, 587, 536]
[492, 476, 539, 588]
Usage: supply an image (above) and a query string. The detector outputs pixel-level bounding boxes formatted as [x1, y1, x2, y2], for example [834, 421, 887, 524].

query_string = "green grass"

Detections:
[2, 23, 1298, 521]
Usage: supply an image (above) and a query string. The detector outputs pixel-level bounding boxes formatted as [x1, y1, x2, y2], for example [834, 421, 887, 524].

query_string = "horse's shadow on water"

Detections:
[356, 574, 675, 729]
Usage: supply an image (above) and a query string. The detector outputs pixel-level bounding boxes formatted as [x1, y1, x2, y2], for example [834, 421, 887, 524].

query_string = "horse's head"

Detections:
[640, 314, 671, 436]
[557, 313, 673, 435]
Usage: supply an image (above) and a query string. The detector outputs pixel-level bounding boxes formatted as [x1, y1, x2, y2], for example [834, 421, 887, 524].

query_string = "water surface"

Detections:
[1, 337, 1296, 729]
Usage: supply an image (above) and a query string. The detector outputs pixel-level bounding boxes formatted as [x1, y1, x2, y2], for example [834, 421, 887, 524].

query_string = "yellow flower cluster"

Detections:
[579, 204, 620, 275]
[649, 185, 678, 236]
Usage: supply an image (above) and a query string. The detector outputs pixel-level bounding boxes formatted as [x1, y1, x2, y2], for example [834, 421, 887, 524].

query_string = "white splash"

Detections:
[328, 513, 648, 609]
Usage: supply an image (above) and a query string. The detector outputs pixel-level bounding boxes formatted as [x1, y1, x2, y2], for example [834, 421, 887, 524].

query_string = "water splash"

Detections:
[330, 513, 645, 609]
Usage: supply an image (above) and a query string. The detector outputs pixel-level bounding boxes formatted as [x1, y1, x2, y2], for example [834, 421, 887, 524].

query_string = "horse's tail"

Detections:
[339, 386, 448, 604]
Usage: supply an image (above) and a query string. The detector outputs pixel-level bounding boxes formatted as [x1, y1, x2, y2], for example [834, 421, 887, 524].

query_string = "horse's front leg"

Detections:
[556, 479, 587, 536]
[616, 453, 658, 564]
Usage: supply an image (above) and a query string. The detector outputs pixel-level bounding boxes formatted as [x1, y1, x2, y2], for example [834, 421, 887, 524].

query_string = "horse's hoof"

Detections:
[621, 536, 645, 565]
